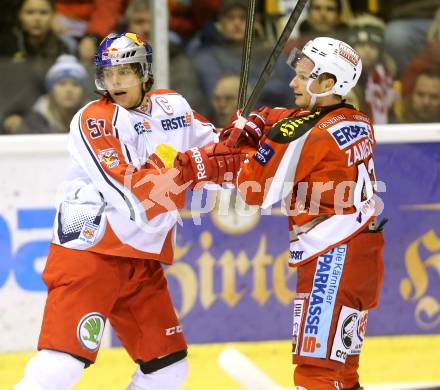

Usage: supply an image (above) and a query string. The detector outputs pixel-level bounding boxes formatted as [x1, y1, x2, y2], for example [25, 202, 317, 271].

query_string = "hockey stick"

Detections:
[241, 0, 309, 118]
[218, 347, 287, 390]
[237, 0, 257, 110]
[218, 347, 440, 390]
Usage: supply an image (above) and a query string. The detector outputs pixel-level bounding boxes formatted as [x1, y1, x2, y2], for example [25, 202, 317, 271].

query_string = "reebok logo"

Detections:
[190, 147, 207, 180]
[247, 121, 262, 137]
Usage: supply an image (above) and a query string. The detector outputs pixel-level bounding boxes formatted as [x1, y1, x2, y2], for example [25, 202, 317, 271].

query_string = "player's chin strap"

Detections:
[305, 78, 334, 111]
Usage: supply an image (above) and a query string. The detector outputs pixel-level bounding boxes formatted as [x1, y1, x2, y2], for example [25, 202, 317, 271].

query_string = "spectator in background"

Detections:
[285, 0, 347, 52]
[305, 0, 344, 35]
[0, 0, 70, 134]
[120, 0, 151, 39]
[119, 0, 208, 115]
[343, 87, 362, 109]
[402, 9, 440, 98]
[0, 0, 25, 45]
[384, 0, 440, 77]
[193, 0, 291, 109]
[211, 74, 240, 128]
[400, 69, 440, 123]
[13, 55, 89, 134]
[168, 0, 221, 46]
[345, 0, 388, 20]
[52, 0, 127, 63]
[347, 15, 397, 124]
[187, 0, 248, 55]
[186, 0, 267, 56]
[0, 0, 69, 62]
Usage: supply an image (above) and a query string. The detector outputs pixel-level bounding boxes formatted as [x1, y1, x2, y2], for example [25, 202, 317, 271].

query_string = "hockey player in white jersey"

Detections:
[14, 32, 243, 390]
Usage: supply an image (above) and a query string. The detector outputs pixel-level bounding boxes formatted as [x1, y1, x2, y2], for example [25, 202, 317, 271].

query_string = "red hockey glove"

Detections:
[174, 142, 244, 188]
[221, 110, 266, 148]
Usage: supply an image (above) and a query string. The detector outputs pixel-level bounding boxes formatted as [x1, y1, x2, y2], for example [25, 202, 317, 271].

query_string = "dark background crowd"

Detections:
[1, 0, 439, 135]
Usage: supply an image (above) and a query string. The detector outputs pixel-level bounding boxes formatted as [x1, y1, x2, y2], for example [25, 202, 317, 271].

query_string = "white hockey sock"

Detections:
[125, 358, 189, 390]
[13, 349, 85, 390]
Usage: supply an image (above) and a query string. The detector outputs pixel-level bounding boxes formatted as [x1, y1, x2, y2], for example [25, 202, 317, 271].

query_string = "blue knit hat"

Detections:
[45, 55, 89, 91]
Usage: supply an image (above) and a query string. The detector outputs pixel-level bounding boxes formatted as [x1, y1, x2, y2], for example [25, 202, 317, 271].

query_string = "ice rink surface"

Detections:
[1, 335, 439, 389]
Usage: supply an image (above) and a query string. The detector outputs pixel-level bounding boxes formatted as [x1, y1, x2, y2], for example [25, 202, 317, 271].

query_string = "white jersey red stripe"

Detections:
[52, 89, 217, 263]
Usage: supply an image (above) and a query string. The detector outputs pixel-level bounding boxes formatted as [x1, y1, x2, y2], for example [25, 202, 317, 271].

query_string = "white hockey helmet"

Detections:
[302, 37, 362, 95]
[94, 32, 153, 90]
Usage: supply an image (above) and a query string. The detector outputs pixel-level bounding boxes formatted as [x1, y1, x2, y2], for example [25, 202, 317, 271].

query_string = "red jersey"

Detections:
[238, 103, 379, 266]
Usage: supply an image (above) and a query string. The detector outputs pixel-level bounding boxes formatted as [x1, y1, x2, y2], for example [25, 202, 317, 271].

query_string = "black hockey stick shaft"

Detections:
[241, 0, 309, 117]
[237, 0, 257, 110]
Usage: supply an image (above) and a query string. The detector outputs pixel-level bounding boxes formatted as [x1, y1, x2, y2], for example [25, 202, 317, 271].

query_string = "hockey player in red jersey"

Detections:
[222, 37, 385, 389]
[14, 33, 242, 390]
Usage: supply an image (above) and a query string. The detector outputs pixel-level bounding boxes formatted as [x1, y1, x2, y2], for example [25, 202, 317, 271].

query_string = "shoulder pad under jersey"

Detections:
[262, 107, 303, 126]
[266, 110, 325, 144]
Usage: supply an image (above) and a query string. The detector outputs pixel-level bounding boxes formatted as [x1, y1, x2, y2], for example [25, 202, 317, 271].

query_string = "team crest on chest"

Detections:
[79, 221, 99, 244]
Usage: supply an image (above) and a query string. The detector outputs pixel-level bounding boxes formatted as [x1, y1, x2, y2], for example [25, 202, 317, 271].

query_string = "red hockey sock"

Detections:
[294, 364, 343, 389]
[341, 355, 363, 389]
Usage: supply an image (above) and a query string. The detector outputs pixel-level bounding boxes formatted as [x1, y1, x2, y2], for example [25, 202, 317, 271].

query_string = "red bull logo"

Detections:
[102, 48, 119, 59]
[83, 228, 95, 239]
[125, 33, 143, 46]
[98, 148, 120, 169]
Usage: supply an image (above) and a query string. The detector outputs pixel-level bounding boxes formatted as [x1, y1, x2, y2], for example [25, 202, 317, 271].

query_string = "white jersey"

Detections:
[52, 89, 217, 263]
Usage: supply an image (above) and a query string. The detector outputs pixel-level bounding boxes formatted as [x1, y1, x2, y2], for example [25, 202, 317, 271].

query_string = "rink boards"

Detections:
[1, 336, 440, 389]
[0, 127, 438, 354]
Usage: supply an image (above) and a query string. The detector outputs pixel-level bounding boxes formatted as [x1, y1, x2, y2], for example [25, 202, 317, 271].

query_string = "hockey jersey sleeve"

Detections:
[70, 99, 187, 223]
[191, 110, 219, 146]
[238, 111, 327, 208]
